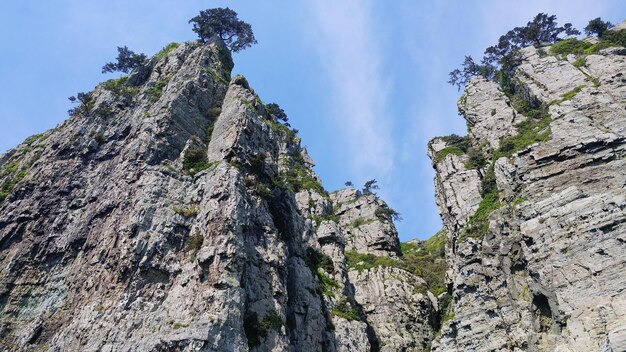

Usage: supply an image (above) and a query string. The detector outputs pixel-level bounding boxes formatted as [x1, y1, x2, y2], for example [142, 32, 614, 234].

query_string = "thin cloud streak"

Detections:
[309, 0, 394, 180]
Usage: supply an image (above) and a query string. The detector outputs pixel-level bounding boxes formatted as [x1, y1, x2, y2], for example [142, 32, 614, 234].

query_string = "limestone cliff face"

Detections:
[429, 37, 626, 351]
[0, 42, 437, 351]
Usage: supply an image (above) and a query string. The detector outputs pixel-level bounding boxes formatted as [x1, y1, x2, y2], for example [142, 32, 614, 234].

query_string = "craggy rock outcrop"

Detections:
[458, 77, 522, 150]
[331, 189, 401, 258]
[0, 41, 437, 351]
[429, 31, 626, 351]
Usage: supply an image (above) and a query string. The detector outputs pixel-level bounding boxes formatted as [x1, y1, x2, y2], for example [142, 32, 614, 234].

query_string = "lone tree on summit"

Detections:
[189, 8, 257, 52]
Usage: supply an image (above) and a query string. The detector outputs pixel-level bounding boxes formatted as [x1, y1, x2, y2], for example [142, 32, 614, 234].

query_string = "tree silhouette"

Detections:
[189, 8, 257, 52]
[449, 13, 579, 89]
[266, 103, 288, 123]
[584, 18, 613, 38]
[102, 46, 147, 74]
[362, 179, 379, 195]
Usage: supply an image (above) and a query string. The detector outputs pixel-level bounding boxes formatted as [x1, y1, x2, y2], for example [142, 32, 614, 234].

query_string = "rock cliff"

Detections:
[0, 41, 439, 351]
[3, 23, 625, 352]
[429, 30, 626, 351]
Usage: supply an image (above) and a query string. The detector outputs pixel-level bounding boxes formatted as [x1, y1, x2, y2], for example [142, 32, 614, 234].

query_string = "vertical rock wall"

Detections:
[0, 41, 437, 352]
[430, 41, 626, 352]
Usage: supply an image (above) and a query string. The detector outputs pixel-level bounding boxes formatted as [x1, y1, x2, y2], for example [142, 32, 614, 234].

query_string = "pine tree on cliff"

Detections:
[448, 13, 580, 89]
[189, 8, 257, 52]
[101, 46, 147, 74]
[584, 17, 613, 38]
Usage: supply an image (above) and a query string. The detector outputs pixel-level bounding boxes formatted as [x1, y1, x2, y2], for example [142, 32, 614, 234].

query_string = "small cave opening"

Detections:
[532, 292, 553, 333]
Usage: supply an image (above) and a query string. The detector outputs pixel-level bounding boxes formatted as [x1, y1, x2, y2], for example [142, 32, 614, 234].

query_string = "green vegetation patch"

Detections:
[557, 84, 586, 103]
[399, 232, 447, 296]
[173, 204, 199, 218]
[147, 77, 171, 102]
[275, 152, 326, 195]
[0, 160, 32, 204]
[434, 146, 464, 163]
[232, 74, 250, 90]
[549, 29, 626, 57]
[306, 248, 338, 297]
[183, 147, 215, 176]
[464, 146, 487, 169]
[434, 134, 472, 163]
[269, 121, 297, 141]
[496, 115, 552, 159]
[462, 188, 500, 241]
[346, 230, 447, 296]
[244, 310, 283, 348]
[23, 133, 47, 146]
[572, 57, 586, 68]
[331, 301, 361, 321]
[103, 76, 139, 100]
[155, 42, 180, 61]
[583, 29, 626, 54]
[172, 322, 188, 329]
[186, 231, 204, 251]
[316, 271, 338, 297]
[550, 38, 593, 55]
[349, 217, 376, 228]
[345, 251, 401, 273]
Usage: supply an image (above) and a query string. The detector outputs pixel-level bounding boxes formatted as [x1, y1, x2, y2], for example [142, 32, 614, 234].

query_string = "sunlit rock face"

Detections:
[430, 29, 626, 352]
[0, 41, 437, 352]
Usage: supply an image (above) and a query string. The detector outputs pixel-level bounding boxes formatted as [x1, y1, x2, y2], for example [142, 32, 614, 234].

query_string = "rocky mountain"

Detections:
[0, 41, 443, 351]
[2, 23, 626, 352]
[429, 29, 626, 351]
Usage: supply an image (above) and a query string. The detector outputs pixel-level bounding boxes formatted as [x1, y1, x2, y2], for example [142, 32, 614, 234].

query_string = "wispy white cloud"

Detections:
[308, 0, 394, 180]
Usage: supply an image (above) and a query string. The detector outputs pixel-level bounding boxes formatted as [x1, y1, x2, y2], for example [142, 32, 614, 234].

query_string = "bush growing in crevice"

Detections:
[232, 74, 250, 89]
[495, 115, 552, 159]
[345, 251, 400, 273]
[244, 310, 283, 348]
[183, 147, 214, 176]
[306, 248, 338, 297]
[556, 84, 586, 103]
[464, 147, 487, 169]
[173, 204, 199, 218]
[349, 217, 376, 228]
[103, 76, 139, 103]
[274, 152, 326, 196]
[375, 203, 402, 223]
[186, 231, 203, 251]
[306, 248, 335, 274]
[462, 187, 500, 241]
[345, 230, 447, 296]
[572, 57, 586, 68]
[146, 77, 171, 102]
[154, 42, 180, 61]
[434, 134, 472, 163]
[68, 92, 95, 116]
[331, 300, 361, 321]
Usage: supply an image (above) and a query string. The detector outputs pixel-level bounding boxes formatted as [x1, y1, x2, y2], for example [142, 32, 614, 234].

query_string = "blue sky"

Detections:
[1, 1, 624, 241]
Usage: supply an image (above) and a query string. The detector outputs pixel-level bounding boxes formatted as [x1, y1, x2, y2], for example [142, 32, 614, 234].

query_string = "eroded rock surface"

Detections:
[0, 41, 436, 352]
[430, 32, 626, 352]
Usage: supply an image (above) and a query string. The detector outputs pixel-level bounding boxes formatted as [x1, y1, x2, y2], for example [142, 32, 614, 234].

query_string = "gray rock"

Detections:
[430, 36, 626, 352]
[0, 40, 434, 352]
